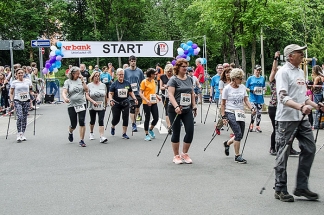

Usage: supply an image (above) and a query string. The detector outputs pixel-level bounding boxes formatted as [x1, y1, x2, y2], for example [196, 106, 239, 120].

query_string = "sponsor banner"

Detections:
[61, 41, 174, 58]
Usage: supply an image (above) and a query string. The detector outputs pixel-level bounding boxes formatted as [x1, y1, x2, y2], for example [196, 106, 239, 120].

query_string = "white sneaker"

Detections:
[16, 134, 22, 142]
[21, 134, 27, 141]
[89, 133, 95, 140]
[100, 136, 108, 143]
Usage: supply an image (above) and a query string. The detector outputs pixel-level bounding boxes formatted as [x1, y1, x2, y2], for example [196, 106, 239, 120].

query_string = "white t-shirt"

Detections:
[222, 84, 247, 111]
[11, 79, 32, 101]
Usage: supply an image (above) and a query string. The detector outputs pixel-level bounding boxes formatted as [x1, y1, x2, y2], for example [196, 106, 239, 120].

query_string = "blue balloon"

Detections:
[187, 41, 193, 46]
[56, 41, 62, 48]
[186, 56, 190, 61]
[55, 61, 62, 68]
[183, 44, 189, 50]
[55, 49, 61, 56]
[180, 43, 186, 48]
[49, 66, 54, 72]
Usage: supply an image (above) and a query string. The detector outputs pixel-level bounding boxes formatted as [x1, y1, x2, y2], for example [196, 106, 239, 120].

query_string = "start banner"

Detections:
[61, 41, 174, 58]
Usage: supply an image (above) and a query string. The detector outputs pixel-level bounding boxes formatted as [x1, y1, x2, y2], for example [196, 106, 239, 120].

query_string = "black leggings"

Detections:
[168, 106, 194, 143]
[268, 106, 276, 150]
[111, 104, 130, 127]
[143, 103, 159, 131]
[68, 105, 86, 129]
[89, 109, 105, 126]
[161, 97, 169, 116]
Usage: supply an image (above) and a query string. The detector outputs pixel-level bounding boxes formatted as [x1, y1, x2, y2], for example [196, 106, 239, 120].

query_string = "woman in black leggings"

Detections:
[109, 68, 137, 139]
[168, 58, 197, 164]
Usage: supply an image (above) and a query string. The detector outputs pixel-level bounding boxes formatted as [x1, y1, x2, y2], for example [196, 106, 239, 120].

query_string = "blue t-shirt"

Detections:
[124, 67, 144, 96]
[210, 74, 220, 99]
[100, 72, 112, 84]
[246, 75, 265, 104]
[109, 80, 132, 103]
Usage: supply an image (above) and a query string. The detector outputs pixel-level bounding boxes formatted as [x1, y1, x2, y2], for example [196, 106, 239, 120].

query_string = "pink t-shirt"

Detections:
[306, 89, 313, 101]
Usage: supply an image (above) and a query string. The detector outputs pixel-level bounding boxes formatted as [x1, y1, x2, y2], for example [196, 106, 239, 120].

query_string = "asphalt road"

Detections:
[1, 100, 324, 215]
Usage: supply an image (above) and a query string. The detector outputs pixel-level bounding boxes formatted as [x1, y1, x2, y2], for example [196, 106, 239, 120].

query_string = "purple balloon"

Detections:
[171, 60, 176, 66]
[176, 55, 181, 59]
[56, 55, 62, 61]
[184, 50, 189, 55]
[194, 49, 199, 55]
[192, 44, 198, 49]
[181, 54, 187, 58]
[45, 63, 51, 69]
[42, 68, 48, 74]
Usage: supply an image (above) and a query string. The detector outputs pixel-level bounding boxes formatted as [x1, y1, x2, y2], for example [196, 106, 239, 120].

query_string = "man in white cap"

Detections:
[274, 44, 324, 202]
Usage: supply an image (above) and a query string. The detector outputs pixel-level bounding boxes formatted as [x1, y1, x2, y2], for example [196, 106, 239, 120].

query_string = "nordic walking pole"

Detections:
[132, 109, 136, 136]
[241, 113, 255, 156]
[33, 98, 37, 135]
[104, 107, 112, 130]
[157, 114, 178, 157]
[260, 114, 306, 194]
[203, 101, 212, 124]
[6, 108, 12, 140]
[315, 110, 322, 143]
[204, 132, 218, 151]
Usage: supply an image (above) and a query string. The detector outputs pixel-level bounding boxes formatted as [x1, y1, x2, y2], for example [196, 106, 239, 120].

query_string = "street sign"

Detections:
[31, 40, 51, 47]
[41, 47, 45, 54]
[0, 40, 24, 50]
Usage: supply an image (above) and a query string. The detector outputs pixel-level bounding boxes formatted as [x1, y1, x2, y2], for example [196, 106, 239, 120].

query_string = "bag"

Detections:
[120, 99, 129, 107]
[45, 94, 54, 103]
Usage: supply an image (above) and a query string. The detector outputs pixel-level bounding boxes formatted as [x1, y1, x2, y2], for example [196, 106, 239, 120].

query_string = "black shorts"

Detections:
[130, 95, 142, 108]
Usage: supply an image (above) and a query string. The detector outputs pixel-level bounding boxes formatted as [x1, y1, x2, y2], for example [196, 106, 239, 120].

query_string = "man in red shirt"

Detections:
[194, 58, 205, 103]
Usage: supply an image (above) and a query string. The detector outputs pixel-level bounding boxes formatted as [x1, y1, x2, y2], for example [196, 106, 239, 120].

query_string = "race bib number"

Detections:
[131, 83, 138, 92]
[254, 87, 263, 95]
[93, 101, 104, 111]
[74, 105, 85, 113]
[103, 78, 108, 83]
[83, 77, 87, 83]
[118, 89, 128, 98]
[180, 93, 191, 106]
[150, 94, 157, 103]
[234, 110, 246, 121]
[18, 92, 29, 101]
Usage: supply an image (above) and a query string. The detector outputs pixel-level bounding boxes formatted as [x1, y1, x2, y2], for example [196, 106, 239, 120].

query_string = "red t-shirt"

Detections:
[194, 64, 204, 83]
[65, 69, 70, 75]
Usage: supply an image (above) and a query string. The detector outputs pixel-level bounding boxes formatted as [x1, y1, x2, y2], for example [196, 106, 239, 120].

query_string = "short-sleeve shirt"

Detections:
[100, 72, 112, 84]
[109, 80, 132, 103]
[11, 79, 32, 101]
[222, 84, 248, 111]
[140, 79, 156, 104]
[124, 67, 144, 96]
[63, 79, 86, 108]
[167, 76, 193, 108]
[210, 74, 221, 99]
[193, 64, 205, 83]
[246, 75, 265, 104]
[87, 82, 107, 110]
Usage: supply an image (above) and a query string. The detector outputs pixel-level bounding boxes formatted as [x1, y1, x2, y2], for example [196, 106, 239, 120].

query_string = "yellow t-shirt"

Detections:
[140, 79, 156, 104]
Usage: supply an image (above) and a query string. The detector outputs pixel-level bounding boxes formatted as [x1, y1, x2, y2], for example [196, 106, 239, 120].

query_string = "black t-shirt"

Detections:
[81, 70, 90, 83]
[160, 74, 170, 95]
[109, 80, 132, 103]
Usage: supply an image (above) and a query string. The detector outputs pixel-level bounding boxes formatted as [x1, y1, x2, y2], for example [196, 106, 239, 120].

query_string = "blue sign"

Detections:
[31, 40, 51, 47]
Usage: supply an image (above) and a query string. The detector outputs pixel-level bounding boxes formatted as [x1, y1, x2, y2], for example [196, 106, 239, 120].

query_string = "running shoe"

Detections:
[180, 153, 192, 164]
[255, 126, 262, 133]
[89, 132, 95, 140]
[274, 191, 294, 202]
[111, 127, 115, 136]
[68, 132, 73, 142]
[122, 133, 130, 139]
[249, 124, 254, 132]
[100, 136, 108, 143]
[290, 148, 300, 156]
[144, 135, 151, 141]
[16, 134, 22, 143]
[79, 140, 86, 147]
[293, 189, 319, 200]
[149, 129, 155, 139]
[21, 134, 27, 141]
[235, 155, 247, 164]
[132, 123, 138, 132]
[223, 140, 230, 156]
[269, 148, 277, 156]
[173, 155, 183, 164]
[136, 114, 142, 121]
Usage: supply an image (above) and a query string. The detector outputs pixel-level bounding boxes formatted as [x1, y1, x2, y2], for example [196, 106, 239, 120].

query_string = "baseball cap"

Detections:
[284, 44, 307, 57]
[254, 65, 262, 70]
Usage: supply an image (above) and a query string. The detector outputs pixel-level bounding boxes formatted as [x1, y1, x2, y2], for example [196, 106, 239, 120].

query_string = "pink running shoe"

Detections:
[180, 153, 193, 164]
[173, 155, 183, 164]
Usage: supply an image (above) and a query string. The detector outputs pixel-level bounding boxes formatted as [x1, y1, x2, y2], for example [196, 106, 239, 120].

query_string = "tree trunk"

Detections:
[251, 36, 256, 75]
[241, 46, 246, 73]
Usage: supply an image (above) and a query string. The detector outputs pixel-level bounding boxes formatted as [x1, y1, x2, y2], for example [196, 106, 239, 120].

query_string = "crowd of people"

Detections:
[2, 44, 324, 203]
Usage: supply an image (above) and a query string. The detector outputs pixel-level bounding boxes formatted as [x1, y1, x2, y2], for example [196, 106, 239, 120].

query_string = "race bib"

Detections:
[253, 87, 263, 95]
[180, 93, 191, 106]
[74, 105, 85, 113]
[118, 89, 128, 98]
[234, 110, 246, 121]
[18, 92, 29, 101]
[150, 94, 157, 103]
[131, 83, 138, 92]
[93, 101, 104, 111]
[103, 78, 108, 83]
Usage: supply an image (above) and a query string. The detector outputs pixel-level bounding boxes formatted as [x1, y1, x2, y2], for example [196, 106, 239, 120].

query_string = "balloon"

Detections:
[184, 50, 189, 55]
[49, 58, 55, 64]
[187, 41, 193, 46]
[171, 60, 176, 66]
[45, 63, 51, 69]
[53, 68, 58, 73]
[49, 51, 55, 57]
[42, 68, 48, 74]
[56, 55, 62, 61]
[49, 66, 54, 72]
[56, 41, 62, 48]
[176, 55, 181, 59]
[180, 43, 185, 48]
[196, 47, 201, 52]
[186, 56, 190, 61]
[188, 47, 194, 54]
[183, 44, 189, 50]
[194, 49, 199, 55]
[177, 48, 184, 55]
[55, 61, 62, 68]
[192, 44, 198, 49]
[55, 49, 61, 56]
[181, 54, 187, 59]
[50, 46, 57, 51]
